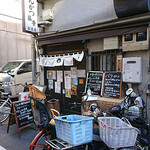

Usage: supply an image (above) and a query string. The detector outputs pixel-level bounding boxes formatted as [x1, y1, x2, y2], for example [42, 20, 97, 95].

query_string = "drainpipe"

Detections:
[31, 35, 37, 84]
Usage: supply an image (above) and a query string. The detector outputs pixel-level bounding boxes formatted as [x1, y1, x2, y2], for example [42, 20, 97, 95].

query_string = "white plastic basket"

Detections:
[98, 117, 139, 149]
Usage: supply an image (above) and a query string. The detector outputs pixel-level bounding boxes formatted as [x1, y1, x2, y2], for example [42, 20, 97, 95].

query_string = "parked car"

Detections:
[0, 59, 32, 97]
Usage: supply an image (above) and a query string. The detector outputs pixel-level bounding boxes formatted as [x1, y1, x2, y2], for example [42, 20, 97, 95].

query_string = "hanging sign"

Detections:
[22, 0, 38, 33]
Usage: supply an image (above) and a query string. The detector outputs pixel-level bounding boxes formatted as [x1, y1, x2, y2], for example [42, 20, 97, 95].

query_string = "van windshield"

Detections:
[0, 62, 22, 73]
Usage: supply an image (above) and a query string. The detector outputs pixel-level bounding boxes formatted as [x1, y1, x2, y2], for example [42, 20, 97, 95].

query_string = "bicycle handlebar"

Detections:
[12, 82, 28, 87]
[68, 95, 89, 109]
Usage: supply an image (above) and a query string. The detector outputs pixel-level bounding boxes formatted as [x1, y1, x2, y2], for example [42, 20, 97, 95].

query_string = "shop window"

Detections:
[91, 50, 122, 71]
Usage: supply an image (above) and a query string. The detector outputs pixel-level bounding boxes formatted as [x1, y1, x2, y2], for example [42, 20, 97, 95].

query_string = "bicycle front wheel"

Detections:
[29, 129, 52, 150]
[0, 99, 11, 123]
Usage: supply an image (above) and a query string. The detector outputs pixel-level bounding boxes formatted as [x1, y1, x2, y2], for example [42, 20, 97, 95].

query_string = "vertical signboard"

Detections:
[22, 0, 38, 33]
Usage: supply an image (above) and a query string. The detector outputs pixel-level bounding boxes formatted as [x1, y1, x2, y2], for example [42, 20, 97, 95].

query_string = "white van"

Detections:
[0, 60, 32, 97]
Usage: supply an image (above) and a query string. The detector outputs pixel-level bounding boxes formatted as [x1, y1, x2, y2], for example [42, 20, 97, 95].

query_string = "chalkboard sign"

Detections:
[85, 71, 103, 95]
[13, 100, 34, 137]
[103, 72, 122, 99]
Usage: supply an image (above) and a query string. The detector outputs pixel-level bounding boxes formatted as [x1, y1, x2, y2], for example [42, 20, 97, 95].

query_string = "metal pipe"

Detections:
[31, 35, 37, 84]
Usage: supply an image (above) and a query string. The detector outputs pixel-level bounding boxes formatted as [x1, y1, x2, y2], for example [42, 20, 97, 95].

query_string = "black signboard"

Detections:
[103, 72, 122, 99]
[13, 100, 34, 137]
[85, 71, 103, 95]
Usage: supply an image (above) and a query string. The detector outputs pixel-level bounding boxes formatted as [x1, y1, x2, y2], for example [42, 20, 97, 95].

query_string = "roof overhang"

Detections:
[35, 12, 150, 46]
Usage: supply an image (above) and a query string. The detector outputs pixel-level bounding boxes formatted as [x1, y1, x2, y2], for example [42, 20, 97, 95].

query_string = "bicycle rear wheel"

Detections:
[0, 99, 11, 123]
[29, 129, 52, 150]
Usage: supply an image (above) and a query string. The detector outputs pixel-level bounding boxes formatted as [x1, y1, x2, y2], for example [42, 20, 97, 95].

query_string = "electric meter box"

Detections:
[123, 57, 142, 83]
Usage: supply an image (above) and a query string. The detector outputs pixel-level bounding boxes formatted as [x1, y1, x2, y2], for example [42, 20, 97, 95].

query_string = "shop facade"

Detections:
[34, 0, 150, 121]
[38, 42, 87, 114]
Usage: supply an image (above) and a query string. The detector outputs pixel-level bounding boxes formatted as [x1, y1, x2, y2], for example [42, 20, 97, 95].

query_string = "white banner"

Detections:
[53, 57, 63, 66]
[64, 56, 73, 66]
[40, 51, 84, 67]
[47, 57, 55, 67]
[73, 51, 84, 62]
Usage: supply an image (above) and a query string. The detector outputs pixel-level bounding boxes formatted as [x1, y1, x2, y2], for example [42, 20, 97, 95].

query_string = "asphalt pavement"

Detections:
[0, 120, 38, 150]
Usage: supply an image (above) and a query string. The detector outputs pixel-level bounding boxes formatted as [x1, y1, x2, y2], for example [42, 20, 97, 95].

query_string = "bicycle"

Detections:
[29, 96, 61, 150]
[27, 84, 60, 150]
[0, 83, 29, 124]
[82, 92, 150, 150]
[69, 90, 150, 150]
[0, 94, 12, 123]
[29, 86, 94, 150]
[29, 86, 149, 150]
[29, 96, 93, 150]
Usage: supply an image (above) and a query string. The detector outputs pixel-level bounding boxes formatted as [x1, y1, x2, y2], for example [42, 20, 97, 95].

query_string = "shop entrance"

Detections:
[43, 42, 86, 114]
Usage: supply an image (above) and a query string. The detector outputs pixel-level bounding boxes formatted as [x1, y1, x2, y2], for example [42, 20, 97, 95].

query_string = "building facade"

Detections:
[35, 0, 150, 121]
[0, 0, 32, 67]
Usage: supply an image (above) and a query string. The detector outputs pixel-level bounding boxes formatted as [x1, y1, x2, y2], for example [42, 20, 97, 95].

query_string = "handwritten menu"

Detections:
[13, 100, 34, 128]
[103, 72, 122, 99]
[86, 71, 103, 95]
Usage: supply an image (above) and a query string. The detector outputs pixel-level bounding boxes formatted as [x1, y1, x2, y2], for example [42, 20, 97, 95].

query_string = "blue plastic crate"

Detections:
[54, 115, 94, 146]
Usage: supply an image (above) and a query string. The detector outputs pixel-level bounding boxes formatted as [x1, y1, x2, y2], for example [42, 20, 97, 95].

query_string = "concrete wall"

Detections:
[41, 0, 117, 32]
[0, 15, 32, 67]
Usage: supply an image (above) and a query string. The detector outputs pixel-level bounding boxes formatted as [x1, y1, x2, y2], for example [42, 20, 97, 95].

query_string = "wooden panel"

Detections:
[116, 55, 123, 71]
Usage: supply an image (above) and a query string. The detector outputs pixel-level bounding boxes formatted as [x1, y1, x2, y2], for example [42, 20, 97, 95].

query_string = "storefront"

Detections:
[32, 0, 150, 119]
[36, 17, 150, 115]
[38, 41, 87, 114]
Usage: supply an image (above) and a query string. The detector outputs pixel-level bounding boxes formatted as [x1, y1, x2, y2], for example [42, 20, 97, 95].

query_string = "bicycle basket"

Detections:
[98, 117, 138, 149]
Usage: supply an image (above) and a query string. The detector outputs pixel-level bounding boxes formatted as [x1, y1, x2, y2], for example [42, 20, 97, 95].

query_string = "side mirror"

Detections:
[7, 69, 11, 74]
[126, 88, 133, 96]
[7, 70, 14, 77]
[17, 68, 24, 74]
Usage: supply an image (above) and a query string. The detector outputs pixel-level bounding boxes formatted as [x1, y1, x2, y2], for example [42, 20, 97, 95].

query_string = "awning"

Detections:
[36, 12, 150, 46]
[38, 25, 147, 46]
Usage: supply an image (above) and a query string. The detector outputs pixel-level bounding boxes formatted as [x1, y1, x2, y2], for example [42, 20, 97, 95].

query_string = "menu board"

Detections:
[85, 71, 103, 95]
[13, 100, 34, 129]
[103, 72, 122, 99]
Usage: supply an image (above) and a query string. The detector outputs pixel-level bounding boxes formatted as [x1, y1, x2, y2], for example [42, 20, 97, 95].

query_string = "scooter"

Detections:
[89, 88, 150, 150]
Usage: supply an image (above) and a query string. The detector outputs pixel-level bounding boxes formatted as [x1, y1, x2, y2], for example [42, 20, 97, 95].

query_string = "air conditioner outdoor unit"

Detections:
[122, 28, 149, 51]
[104, 36, 121, 50]
[42, 9, 53, 21]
